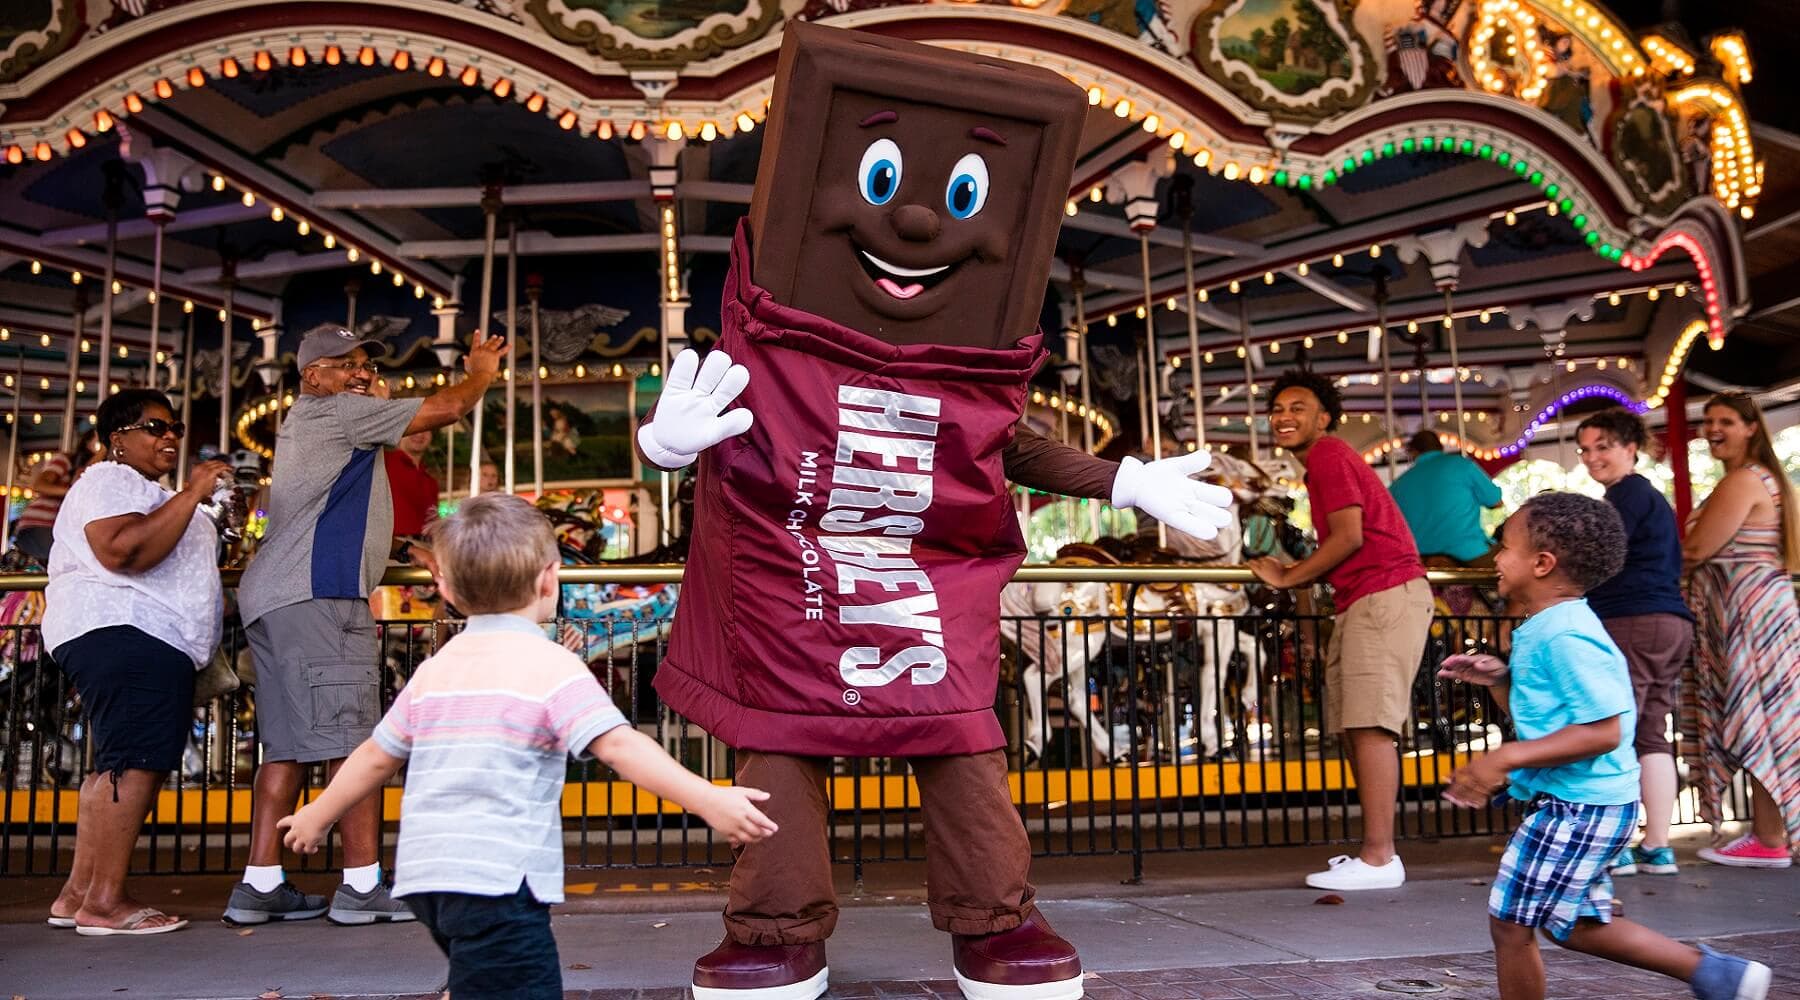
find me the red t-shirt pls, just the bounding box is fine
[1303,435,1425,610]
[384,450,440,538]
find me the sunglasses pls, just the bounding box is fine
[309,360,380,374]
[119,419,186,439]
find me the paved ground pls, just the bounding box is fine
[3,832,1796,999]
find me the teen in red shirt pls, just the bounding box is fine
[384,431,439,539]
[1249,369,1431,891]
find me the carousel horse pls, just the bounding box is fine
[999,557,1117,764]
[0,545,81,787]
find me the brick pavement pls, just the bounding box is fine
[335,930,1800,1000]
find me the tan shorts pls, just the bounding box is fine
[1325,577,1434,737]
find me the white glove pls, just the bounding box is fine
[1111,450,1234,541]
[635,348,754,470]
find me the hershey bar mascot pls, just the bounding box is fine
[637,22,1233,1000]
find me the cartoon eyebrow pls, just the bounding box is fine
[970,126,1007,146]
[860,111,898,127]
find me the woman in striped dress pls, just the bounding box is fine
[1683,392,1800,868]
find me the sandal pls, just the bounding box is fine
[75,907,188,936]
[46,915,76,928]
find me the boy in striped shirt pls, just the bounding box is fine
[279,494,777,998]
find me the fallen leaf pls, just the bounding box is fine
[1444,970,1459,977]
[1467,879,1487,886]
[1691,881,1710,890]
[652,921,668,928]
[567,963,591,971]
[237,928,255,937]
[1643,889,1657,896]
[260,991,283,999]
[1313,893,1345,905]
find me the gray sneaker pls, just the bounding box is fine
[328,882,417,925]
[222,881,328,925]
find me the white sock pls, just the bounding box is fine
[343,862,381,893]
[244,864,285,893]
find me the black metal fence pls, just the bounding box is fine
[0,568,1723,881]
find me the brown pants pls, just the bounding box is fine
[724,749,1035,945]
[1602,613,1694,756]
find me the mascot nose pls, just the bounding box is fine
[889,204,941,242]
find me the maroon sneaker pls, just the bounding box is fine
[952,910,1083,1000]
[691,938,828,1000]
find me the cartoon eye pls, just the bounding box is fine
[859,138,903,206]
[945,153,989,220]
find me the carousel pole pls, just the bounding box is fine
[147,219,166,389]
[97,163,124,404]
[177,310,195,492]
[1374,270,1398,478]
[63,287,86,453]
[1182,220,1205,449]
[1139,235,1167,547]
[1237,295,1258,463]
[503,220,519,494]
[1139,236,1164,463]
[345,278,358,332]
[1445,289,1466,448]
[218,266,235,455]
[2,354,20,554]
[528,276,544,497]
[470,182,502,497]
[1070,269,1101,538]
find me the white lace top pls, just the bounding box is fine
[41,462,223,667]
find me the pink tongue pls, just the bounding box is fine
[876,277,924,300]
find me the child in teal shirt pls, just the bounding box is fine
[1439,493,1770,1000]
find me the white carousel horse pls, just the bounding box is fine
[1000,574,1118,764]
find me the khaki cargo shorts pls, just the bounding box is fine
[1324,577,1434,737]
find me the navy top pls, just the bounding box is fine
[1587,473,1693,621]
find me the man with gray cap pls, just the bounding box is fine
[225,323,505,926]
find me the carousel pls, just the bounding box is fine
[0,0,1795,861]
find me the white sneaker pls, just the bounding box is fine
[1304,854,1406,890]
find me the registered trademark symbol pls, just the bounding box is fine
[841,689,861,706]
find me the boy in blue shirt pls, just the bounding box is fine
[1439,493,1770,1000]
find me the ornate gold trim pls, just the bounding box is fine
[1188,0,1377,124]
[524,0,781,68]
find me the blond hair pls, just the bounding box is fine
[1704,392,1800,573]
[428,493,559,614]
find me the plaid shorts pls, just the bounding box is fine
[1489,796,1638,942]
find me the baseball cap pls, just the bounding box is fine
[297,323,391,369]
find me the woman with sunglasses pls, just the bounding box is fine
[40,389,233,935]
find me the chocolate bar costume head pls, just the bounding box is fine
[747,21,1086,347]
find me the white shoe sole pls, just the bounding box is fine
[954,970,1084,1000]
[691,966,828,1000]
[327,907,418,925]
[1697,848,1792,869]
[1303,873,1405,890]
[1736,960,1771,1000]
[221,904,328,925]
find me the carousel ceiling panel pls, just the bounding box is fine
[1333,150,1468,196]
[317,99,633,192]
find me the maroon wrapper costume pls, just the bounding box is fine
[644,22,1108,999]
[656,223,1047,757]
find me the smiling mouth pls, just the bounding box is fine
[856,247,960,300]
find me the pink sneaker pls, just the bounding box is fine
[1697,835,1793,869]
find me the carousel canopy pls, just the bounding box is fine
[0,0,1792,469]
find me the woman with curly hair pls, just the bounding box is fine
[1682,392,1800,868]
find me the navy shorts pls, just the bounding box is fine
[405,882,561,999]
[53,625,195,776]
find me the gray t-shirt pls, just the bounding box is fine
[238,393,425,625]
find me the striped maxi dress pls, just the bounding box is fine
[1686,464,1800,852]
